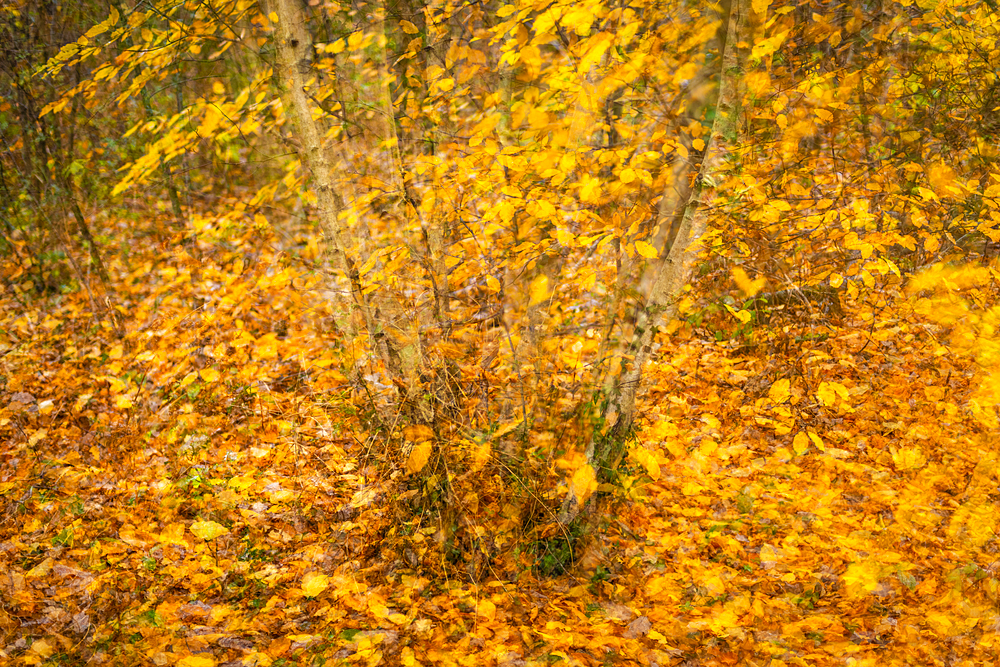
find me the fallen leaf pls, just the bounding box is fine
[190,520,229,540]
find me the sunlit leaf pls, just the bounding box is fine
[732,267,766,296]
[200,368,220,382]
[476,599,496,620]
[635,241,658,259]
[792,431,809,455]
[571,464,597,504]
[302,572,330,598]
[190,521,229,540]
[630,447,660,480]
[403,424,434,442]
[816,381,849,407]
[892,446,926,471]
[529,275,550,305]
[178,656,216,667]
[406,442,433,474]
[768,378,791,403]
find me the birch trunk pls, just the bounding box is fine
[373,1,440,422]
[265,0,381,358]
[559,0,745,526]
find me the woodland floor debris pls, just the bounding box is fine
[3,222,1000,666]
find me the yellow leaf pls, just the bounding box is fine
[400,20,418,34]
[406,442,433,474]
[555,228,577,247]
[486,275,502,292]
[842,561,881,597]
[477,599,496,620]
[493,421,521,438]
[27,557,54,578]
[704,575,725,596]
[732,267,766,296]
[470,442,491,472]
[752,0,770,15]
[808,432,825,451]
[759,543,779,568]
[892,446,926,471]
[579,174,601,202]
[571,464,597,504]
[816,381,849,407]
[768,378,791,403]
[926,161,956,193]
[348,31,365,50]
[926,612,954,636]
[635,241,658,259]
[529,274,550,306]
[74,393,92,412]
[630,447,661,480]
[619,168,637,184]
[562,6,595,35]
[178,656,216,667]
[302,572,330,598]
[746,71,771,98]
[829,273,844,288]
[403,424,435,441]
[751,29,789,60]
[724,304,752,323]
[228,475,255,491]
[160,523,187,546]
[692,138,706,151]
[200,368,220,382]
[31,639,55,658]
[190,520,229,540]
[792,431,809,455]
[559,152,577,172]
[179,372,198,388]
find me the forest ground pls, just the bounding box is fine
[2,212,998,667]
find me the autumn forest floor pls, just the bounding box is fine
[2,213,1000,667]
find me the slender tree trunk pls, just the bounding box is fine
[264,0,383,359]
[373,2,442,423]
[559,0,746,526]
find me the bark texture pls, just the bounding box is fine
[265,0,377,352]
[559,0,746,526]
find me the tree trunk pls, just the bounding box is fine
[559,0,746,526]
[264,0,381,359]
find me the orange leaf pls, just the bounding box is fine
[571,464,597,504]
[406,442,433,474]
